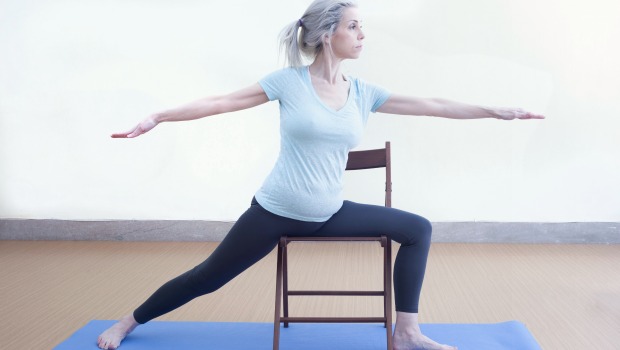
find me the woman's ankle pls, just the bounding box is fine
[394,311,422,335]
[120,315,139,331]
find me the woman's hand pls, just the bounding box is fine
[377,95,545,121]
[111,116,159,138]
[110,83,269,139]
[493,108,545,120]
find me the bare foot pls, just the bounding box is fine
[97,315,139,349]
[392,312,457,350]
[393,330,458,350]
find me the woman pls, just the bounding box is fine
[99,1,543,349]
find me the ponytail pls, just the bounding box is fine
[279,19,305,67]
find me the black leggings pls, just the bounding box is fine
[133,198,432,323]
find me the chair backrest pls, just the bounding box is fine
[345,141,391,208]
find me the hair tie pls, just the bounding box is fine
[298,18,304,27]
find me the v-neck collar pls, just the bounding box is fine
[303,66,353,114]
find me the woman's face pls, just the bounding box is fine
[328,7,365,60]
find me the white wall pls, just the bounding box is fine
[1,0,619,222]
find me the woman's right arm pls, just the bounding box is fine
[112,83,269,138]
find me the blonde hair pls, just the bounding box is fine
[279,0,357,67]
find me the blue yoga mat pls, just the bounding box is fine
[55,320,541,350]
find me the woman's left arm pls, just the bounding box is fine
[376,94,545,120]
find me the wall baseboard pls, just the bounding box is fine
[1,219,618,244]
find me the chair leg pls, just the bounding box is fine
[273,238,285,350]
[385,238,393,350]
[381,236,388,328]
[383,236,394,350]
[283,237,290,328]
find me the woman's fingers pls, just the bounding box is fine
[497,108,545,120]
[522,112,545,119]
[111,118,157,138]
[110,127,138,138]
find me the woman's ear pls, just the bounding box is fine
[323,33,331,45]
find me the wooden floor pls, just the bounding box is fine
[0,241,618,349]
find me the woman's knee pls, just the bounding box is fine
[182,263,224,295]
[401,214,432,246]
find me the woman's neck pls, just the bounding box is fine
[309,54,346,84]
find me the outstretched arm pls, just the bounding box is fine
[376,94,545,120]
[112,83,269,138]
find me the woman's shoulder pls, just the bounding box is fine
[259,66,309,99]
[347,75,371,92]
[347,75,391,107]
[347,75,388,92]
[262,65,307,82]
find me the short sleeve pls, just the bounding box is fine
[353,78,391,114]
[258,68,296,101]
[367,83,391,113]
[352,78,391,127]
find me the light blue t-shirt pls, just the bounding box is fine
[255,66,390,222]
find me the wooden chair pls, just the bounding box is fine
[273,141,393,350]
